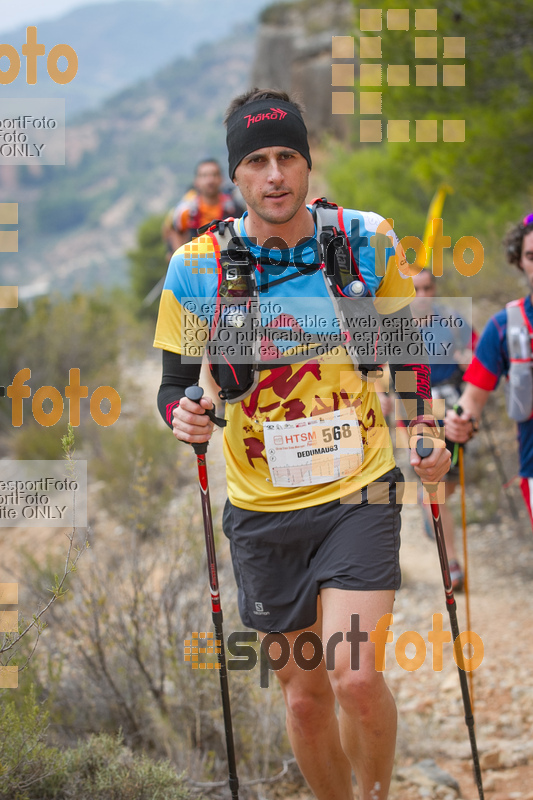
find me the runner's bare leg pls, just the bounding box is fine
[321,588,397,800]
[260,601,353,800]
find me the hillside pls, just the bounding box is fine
[0,0,273,116]
[0,23,258,294]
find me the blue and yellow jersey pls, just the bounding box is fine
[154,206,415,511]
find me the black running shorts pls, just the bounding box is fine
[222,467,403,633]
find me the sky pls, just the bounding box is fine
[0,0,150,33]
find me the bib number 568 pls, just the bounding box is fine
[321,424,352,443]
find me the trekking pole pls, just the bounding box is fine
[416,437,484,800]
[457,443,475,711]
[184,385,239,800]
[453,404,474,710]
[481,410,519,521]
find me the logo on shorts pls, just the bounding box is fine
[254,601,270,616]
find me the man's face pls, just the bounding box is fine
[411,270,436,317]
[520,230,533,292]
[232,146,310,227]
[194,162,223,200]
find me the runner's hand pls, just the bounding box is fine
[445,407,477,443]
[409,433,451,483]
[172,394,215,445]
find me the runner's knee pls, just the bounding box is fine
[282,679,335,732]
[329,665,387,717]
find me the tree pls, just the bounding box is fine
[328,0,533,295]
[127,213,168,316]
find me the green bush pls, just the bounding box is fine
[62,733,191,800]
[0,690,192,800]
[0,687,65,800]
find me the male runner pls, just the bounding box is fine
[447,213,533,529]
[162,158,242,257]
[155,88,450,800]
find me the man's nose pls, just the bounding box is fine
[266,159,283,182]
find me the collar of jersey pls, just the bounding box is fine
[233,208,319,270]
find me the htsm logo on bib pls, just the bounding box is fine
[254,602,270,616]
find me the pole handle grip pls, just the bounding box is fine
[416,437,434,460]
[185,385,204,404]
[185,385,227,427]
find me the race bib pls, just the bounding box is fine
[263,408,364,488]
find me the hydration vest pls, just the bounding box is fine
[200,198,384,403]
[505,297,533,422]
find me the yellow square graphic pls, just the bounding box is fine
[387,120,410,142]
[0,203,18,224]
[312,450,334,477]
[360,64,382,86]
[443,37,465,58]
[395,426,410,448]
[332,92,354,115]
[332,64,355,86]
[396,481,418,504]
[416,65,437,86]
[0,666,18,688]
[366,427,389,449]
[396,397,416,420]
[360,9,382,31]
[360,92,382,115]
[415,37,437,59]
[0,584,18,603]
[332,36,354,59]
[415,9,437,30]
[0,610,18,633]
[340,488,362,505]
[340,370,363,396]
[432,398,446,419]
[367,482,389,504]
[443,65,465,86]
[394,371,416,393]
[0,231,18,252]
[443,119,465,142]
[0,286,18,308]
[360,37,382,59]
[421,482,446,504]
[360,120,382,142]
[387,65,409,86]
[387,9,409,30]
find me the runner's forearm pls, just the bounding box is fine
[157,350,202,428]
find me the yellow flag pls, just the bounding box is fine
[422,184,454,268]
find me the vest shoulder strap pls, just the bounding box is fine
[506,298,533,362]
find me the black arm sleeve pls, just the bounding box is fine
[381,305,435,427]
[157,350,202,429]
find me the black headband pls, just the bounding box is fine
[226,98,312,179]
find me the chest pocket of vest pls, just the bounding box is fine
[505,302,533,422]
